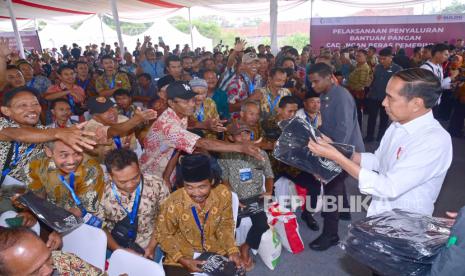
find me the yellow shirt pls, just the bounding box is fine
[27,157,104,213]
[156,184,239,266]
[347,62,373,92]
[191,98,220,139]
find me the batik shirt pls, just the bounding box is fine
[156,184,239,266]
[140,108,200,178]
[27,157,104,213]
[257,86,292,118]
[218,151,273,200]
[95,72,131,94]
[96,174,169,248]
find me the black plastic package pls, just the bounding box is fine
[341,209,454,276]
[273,116,354,183]
[196,252,246,276]
[18,191,83,234]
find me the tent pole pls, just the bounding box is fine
[270,0,278,55]
[6,0,25,59]
[110,0,125,61]
[309,0,314,44]
[99,14,106,44]
[188,7,194,51]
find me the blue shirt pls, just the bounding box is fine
[140,60,165,80]
[211,88,230,120]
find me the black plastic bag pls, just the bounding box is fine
[341,209,454,276]
[273,116,354,183]
[196,252,246,276]
[18,191,82,234]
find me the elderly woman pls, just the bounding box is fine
[189,77,221,139]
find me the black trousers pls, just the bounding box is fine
[448,101,465,137]
[321,173,348,238]
[294,171,322,211]
[164,265,191,276]
[366,98,389,141]
[355,98,364,128]
[237,211,269,249]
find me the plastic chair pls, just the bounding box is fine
[62,224,107,270]
[107,249,165,276]
[232,192,253,246]
[0,210,40,235]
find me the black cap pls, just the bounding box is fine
[87,96,115,114]
[167,81,197,100]
[181,154,212,182]
[157,75,175,91]
[305,90,319,99]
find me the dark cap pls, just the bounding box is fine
[227,121,251,135]
[181,154,212,182]
[157,75,175,91]
[167,81,197,100]
[87,96,115,114]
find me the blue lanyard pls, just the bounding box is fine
[58,172,84,208]
[27,77,36,88]
[149,61,158,77]
[305,112,318,128]
[196,104,205,122]
[113,136,122,149]
[77,79,90,92]
[242,74,255,96]
[250,131,255,140]
[191,206,209,251]
[2,142,35,176]
[111,182,142,225]
[267,92,281,112]
[106,74,116,89]
[67,94,76,114]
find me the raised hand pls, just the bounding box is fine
[234,39,247,52]
[0,37,12,59]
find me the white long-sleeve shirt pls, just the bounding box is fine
[421,61,451,90]
[359,111,452,217]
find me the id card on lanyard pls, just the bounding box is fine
[58,173,103,228]
[113,136,123,149]
[267,91,281,113]
[111,181,142,238]
[106,75,116,89]
[2,142,35,176]
[191,206,209,251]
[196,104,205,122]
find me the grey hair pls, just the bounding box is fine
[240,99,260,112]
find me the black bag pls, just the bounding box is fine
[196,252,246,276]
[110,215,145,255]
[18,191,83,233]
[238,194,264,219]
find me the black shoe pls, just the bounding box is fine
[301,211,319,231]
[339,212,352,221]
[309,235,340,251]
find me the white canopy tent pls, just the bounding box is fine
[1,0,440,59]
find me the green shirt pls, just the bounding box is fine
[218,151,274,200]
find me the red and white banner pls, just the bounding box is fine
[311,14,465,54]
[0,30,42,52]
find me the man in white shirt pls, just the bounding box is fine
[308,68,453,217]
[420,43,458,90]
[421,43,460,120]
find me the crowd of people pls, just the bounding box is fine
[0,33,463,276]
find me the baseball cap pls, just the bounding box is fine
[242,52,259,64]
[87,96,115,114]
[167,81,197,100]
[227,121,251,135]
[157,75,175,91]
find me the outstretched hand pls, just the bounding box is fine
[0,37,12,59]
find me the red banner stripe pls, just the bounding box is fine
[12,0,94,15]
[0,16,29,20]
[138,0,184,9]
